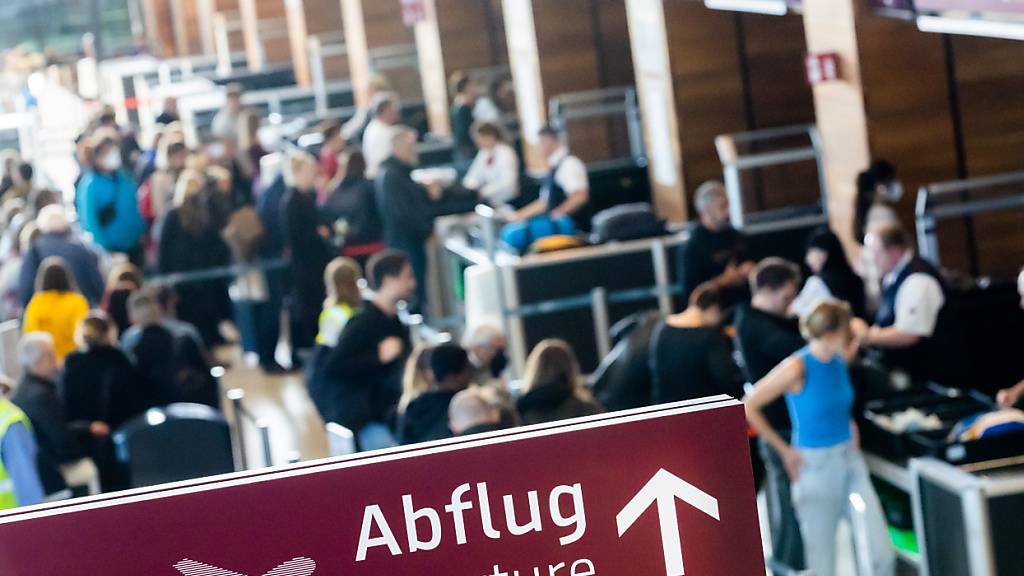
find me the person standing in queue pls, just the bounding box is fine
[733,258,805,575]
[676,181,754,308]
[323,251,415,451]
[502,126,589,253]
[362,93,402,179]
[745,302,894,576]
[375,127,442,313]
[281,151,332,369]
[76,134,145,265]
[649,282,743,404]
[853,226,946,383]
[0,375,45,510]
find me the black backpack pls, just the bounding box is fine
[590,203,666,244]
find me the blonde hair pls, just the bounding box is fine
[800,300,852,342]
[282,149,317,189]
[324,257,362,309]
[173,169,209,235]
[105,262,143,290]
[399,345,434,414]
[173,169,206,207]
[521,339,586,398]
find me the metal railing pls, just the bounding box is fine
[307,33,348,118]
[548,86,645,164]
[714,123,829,229]
[226,388,273,470]
[915,170,1024,270]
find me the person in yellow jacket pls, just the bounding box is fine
[22,257,89,361]
[316,257,363,348]
[0,379,45,509]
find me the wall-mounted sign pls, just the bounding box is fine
[0,397,763,576]
[401,0,427,27]
[806,52,841,85]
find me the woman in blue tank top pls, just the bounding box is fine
[745,301,894,576]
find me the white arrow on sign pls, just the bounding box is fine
[173,557,316,576]
[616,468,720,576]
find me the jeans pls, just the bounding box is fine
[357,422,398,452]
[792,441,895,576]
[759,438,805,574]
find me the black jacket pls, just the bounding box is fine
[62,346,146,431]
[375,157,435,247]
[323,301,411,431]
[649,323,744,404]
[516,384,604,426]
[18,232,105,307]
[321,176,383,246]
[282,187,330,316]
[11,373,83,495]
[677,224,750,306]
[397,390,458,445]
[734,304,804,431]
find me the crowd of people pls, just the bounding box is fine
[0,59,1021,576]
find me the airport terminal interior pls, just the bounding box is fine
[0,0,1023,574]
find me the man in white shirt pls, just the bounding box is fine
[854,226,946,379]
[461,122,519,206]
[362,93,401,178]
[500,126,589,252]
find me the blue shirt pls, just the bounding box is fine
[76,169,145,253]
[1,422,45,507]
[785,346,854,449]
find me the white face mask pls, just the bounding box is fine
[101,149,122,172]
[880,180,904,202]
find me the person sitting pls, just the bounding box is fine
[11,333,85,499]
[375,128,442,312]
[0,375,46,509]
[61,312,143,491]
[676,181,753,308]
[449,386,507,437]
[996,268,1024,409]
[23,257,90,361]
[397,344,473,445]
[853,226,946,382]
[792,228,867,320]
[323,251,415,450]
[733,257,805,574]
[503,126,589,253]
[17,204,105,307]
[317,257,363,348]
[649,282,743,404]
[462,122,519,207]
[362,92,401,178]
[320,150,386,264]
[516,339,603,425]
[745,302,895,576]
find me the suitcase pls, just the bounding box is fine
[590,203,666,244]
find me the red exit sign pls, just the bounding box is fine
[0,396,763,575]
[806,52,841,85]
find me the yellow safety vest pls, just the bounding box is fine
[0,398,33,510]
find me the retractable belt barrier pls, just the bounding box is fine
[146,259,288,287]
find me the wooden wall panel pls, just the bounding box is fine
[738,13,819,212]
[435,0,507,73]
[663,3,747,195]
[144,0,178,58]
[950,36,1024,278]
[239,0,291,69]
[365,0,420,100]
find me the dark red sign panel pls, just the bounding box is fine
[0,397,763,576]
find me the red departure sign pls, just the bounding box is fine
[0,396,763,576]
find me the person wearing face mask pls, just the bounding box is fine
[853,160,902,246]
[745,302,895,576]
[76,135,145,263]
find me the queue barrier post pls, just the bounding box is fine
[591,287,611,360]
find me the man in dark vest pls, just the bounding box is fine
[501,125,590,252]
[856,226,947,381]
